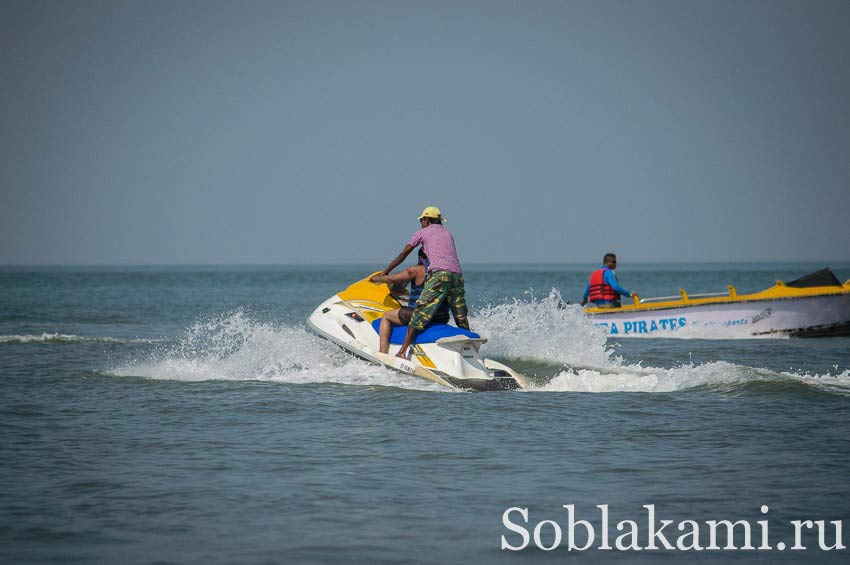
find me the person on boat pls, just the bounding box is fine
[370,249,450,354]
[375,206,468,359]
[580,253,636,308]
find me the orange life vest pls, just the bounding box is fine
[588,268,619,302]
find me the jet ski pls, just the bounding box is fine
[307,273,528,391]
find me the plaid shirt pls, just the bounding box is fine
[407,225,462,274]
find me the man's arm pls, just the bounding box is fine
[603,269,632,297]
[382,244,415,275]
[371,267,416,285]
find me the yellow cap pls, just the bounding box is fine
[418,206,445,221]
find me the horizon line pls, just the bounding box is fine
[2,260,849,269]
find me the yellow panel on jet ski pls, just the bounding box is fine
[338,272,403,318]
[412,345,436,369]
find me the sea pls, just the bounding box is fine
[2,263,849,564]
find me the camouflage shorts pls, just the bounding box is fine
[410,271,469,331]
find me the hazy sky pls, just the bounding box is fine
[2,0,849,265]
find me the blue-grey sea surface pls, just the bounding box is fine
[2,263,849,563]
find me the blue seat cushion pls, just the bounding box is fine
[371,318,480,344]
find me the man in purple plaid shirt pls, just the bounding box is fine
[372,206,469,359]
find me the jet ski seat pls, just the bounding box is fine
[371,318,480,345]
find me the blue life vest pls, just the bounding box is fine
[408,257,429,307]
[408,281,423,308]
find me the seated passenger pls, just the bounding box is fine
[580,253,637,308]
[370,249,449,354]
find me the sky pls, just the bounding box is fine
[1,0,849,265]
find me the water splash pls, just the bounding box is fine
[533,363,850,394]
[473,288,615,367]
[473,289,850,395]
[111,310,444,391]
[534,361,750,393]
[110,301,850,396]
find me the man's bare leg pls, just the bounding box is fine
[379,310,403,354]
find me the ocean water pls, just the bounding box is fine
[2,263,849,563]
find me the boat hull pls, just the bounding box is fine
[587,293,850,338]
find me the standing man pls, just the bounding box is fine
[377,206,468,359]
[369,249,450,354]
[581,253,637,308]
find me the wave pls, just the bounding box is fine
[474,288,615,367]
[533,361,850,394]
[107,297,850,395]
[0,333,159,345]
[110,310,445,391]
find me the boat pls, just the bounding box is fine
[584,268,850,338]
[307,273,529,391]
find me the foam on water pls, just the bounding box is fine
[473,288,615,367]
[0,333,158,344]
[111,297,850,395]
[111,310,445,391]
[475,289,850,394]
[534,362,850,394]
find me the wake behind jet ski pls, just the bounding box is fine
[307,273,528,391]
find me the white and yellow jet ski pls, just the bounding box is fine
[307,273,528,391]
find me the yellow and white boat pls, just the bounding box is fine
[584,268,850,338]
[307,273,528,391]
